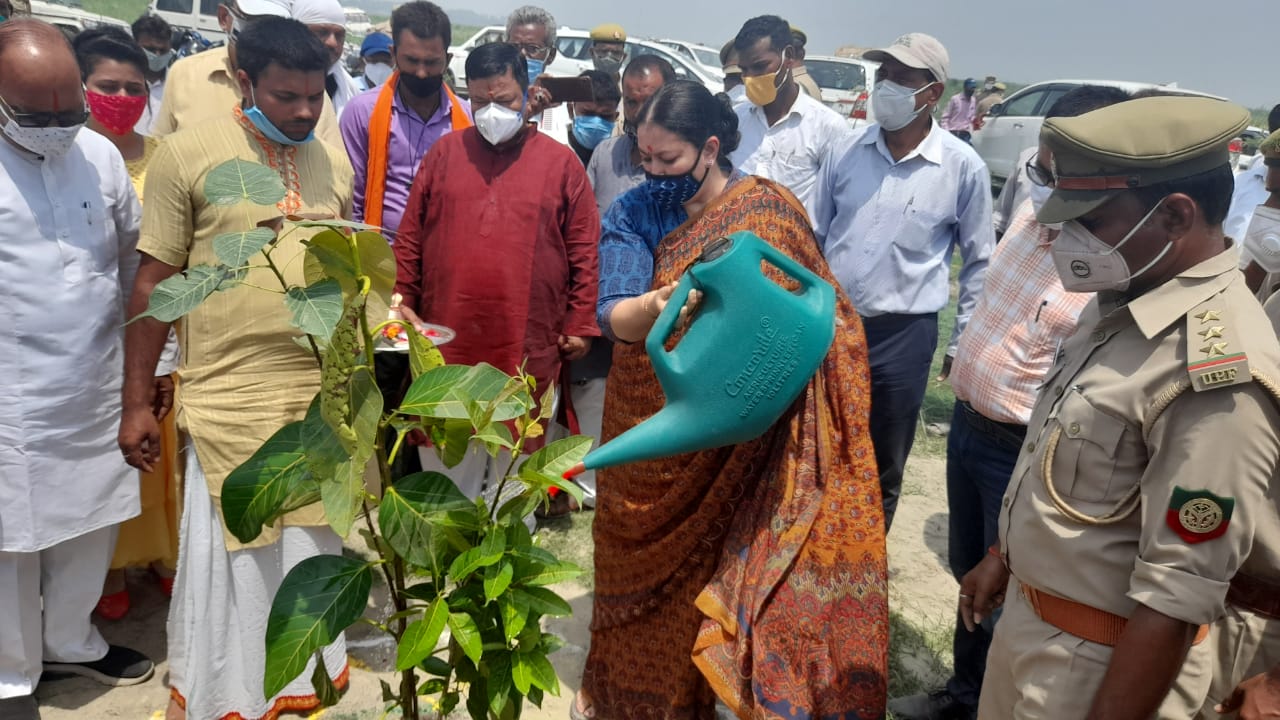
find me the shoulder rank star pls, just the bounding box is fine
[1186,307,1250,391]
[1166,487,1234,543]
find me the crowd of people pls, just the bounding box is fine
[3,1,1280,719]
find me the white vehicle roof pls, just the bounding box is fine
[1014,79,1226,101]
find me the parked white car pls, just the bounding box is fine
[656,39,725,81]
[34,0,127,36]
[805,54,879,129]
[553,29,722,94]
[449,25,591,94]
[971,79,1225,189]
[150,0,226,42]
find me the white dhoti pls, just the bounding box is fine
[561,377,605,508]
[169,443,347,720]
[0,526,117,698]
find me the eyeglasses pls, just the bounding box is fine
[0,94,89,128]
[514,43,551,60]
[590,47,626,62]
[1025,152,1055,187]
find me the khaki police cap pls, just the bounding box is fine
[590,23,626,42]
[1261,128,1280,159]
[1038,96,1250,224]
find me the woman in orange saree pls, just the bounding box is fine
[577,80,888,720]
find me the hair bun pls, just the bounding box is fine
[713,92,741,157]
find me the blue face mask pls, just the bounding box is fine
[571,115,613,150]
[244,88,314,146]
[644,164,709,211]
[525,57,546,80]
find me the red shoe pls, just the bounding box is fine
[150,567,175,597]
[95,590,130,620]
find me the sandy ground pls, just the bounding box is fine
[36,455,955,720]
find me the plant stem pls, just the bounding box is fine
[488,426,528,523]
[260,249,323,366]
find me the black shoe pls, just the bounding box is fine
[42,645,154,687]
[887,689,976,720]
[0,694,41,720]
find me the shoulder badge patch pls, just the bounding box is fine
[1187,306,1251,391]
[1166,487,1234,543]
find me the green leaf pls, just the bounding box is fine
[290,218,380,231]
[474,421,515,451]
[498,591,529,642]
[484,561,515,602]
[511,652,534,695]
[447,531,505,581]
[302,229,396,325]
[301,393,346,478]
[420,656,451,677]
[486,651,514,716]
[518,437,593,485]
[379,678,397,703]
[447,612,483,665]
[519,561,582,588]
[284,279,345,340]
[428,418,474,470]
[525,651,559,694]
[303,229,356,288]
[406,324,447,379]
[527,685,545,708]
[497,490,542,524]
[309,651,340,708]
[221,421,319,544]
[395,597,448,671]
[212,227,277,268]
[400,364,534,422]
[134,264,227,323]
[264,555,372,697]
[512,587,572,617]
[318,367,379,538]
[378,472,473,571]
[402,582,439,603]
[204,158,287,206]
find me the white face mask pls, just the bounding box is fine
[872,79,930,132]
[2,117,83,157]
[1051,199,1170,293]
[1243,205,1280,273]
[474,102,524,146]
[364,61,393,87]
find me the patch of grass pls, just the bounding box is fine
[910,256,961,458]
[536,509,595,588]
[81,0,148,22]
[886,609,954,719]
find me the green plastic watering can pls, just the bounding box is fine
[564,231,837,478]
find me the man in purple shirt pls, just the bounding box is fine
[941,77,979,142]
[339,0,470,237]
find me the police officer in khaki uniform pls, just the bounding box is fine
[1171,284,1280,719]
[959,95,1280,719]
[788,26,823,100]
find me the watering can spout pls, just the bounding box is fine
[567,231,837,477]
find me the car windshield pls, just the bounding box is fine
[693,47,719,67]
[805,59,867,91]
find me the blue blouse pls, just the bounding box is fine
[596,184,688,341]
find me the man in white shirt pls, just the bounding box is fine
[130,13,173,136]
[812,33,994,530]
[292,0,359,118]
[729,14,851,220]
[0,19,159,720]
[1226,104,1279,254]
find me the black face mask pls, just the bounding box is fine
[400,73,443,98]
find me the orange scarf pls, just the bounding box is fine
[363,71,473,229]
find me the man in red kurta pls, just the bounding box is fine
[395,42,599,500]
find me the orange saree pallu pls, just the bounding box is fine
[583,178,888,719]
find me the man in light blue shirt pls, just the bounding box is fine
[812,33,994,530]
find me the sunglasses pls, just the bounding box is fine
[1025,152,1055,187]
[0,94,89,128]
[590,47,626,61]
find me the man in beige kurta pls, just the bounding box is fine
[119,18,353,720]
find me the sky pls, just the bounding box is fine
[447,0,1275,109]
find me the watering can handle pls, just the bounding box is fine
[645,272,697,361]
[756,240,826,296]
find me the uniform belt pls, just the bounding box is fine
[1020,583,1209,647]
[1227,573,1280,619]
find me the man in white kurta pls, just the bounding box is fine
[0,18,157,720]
